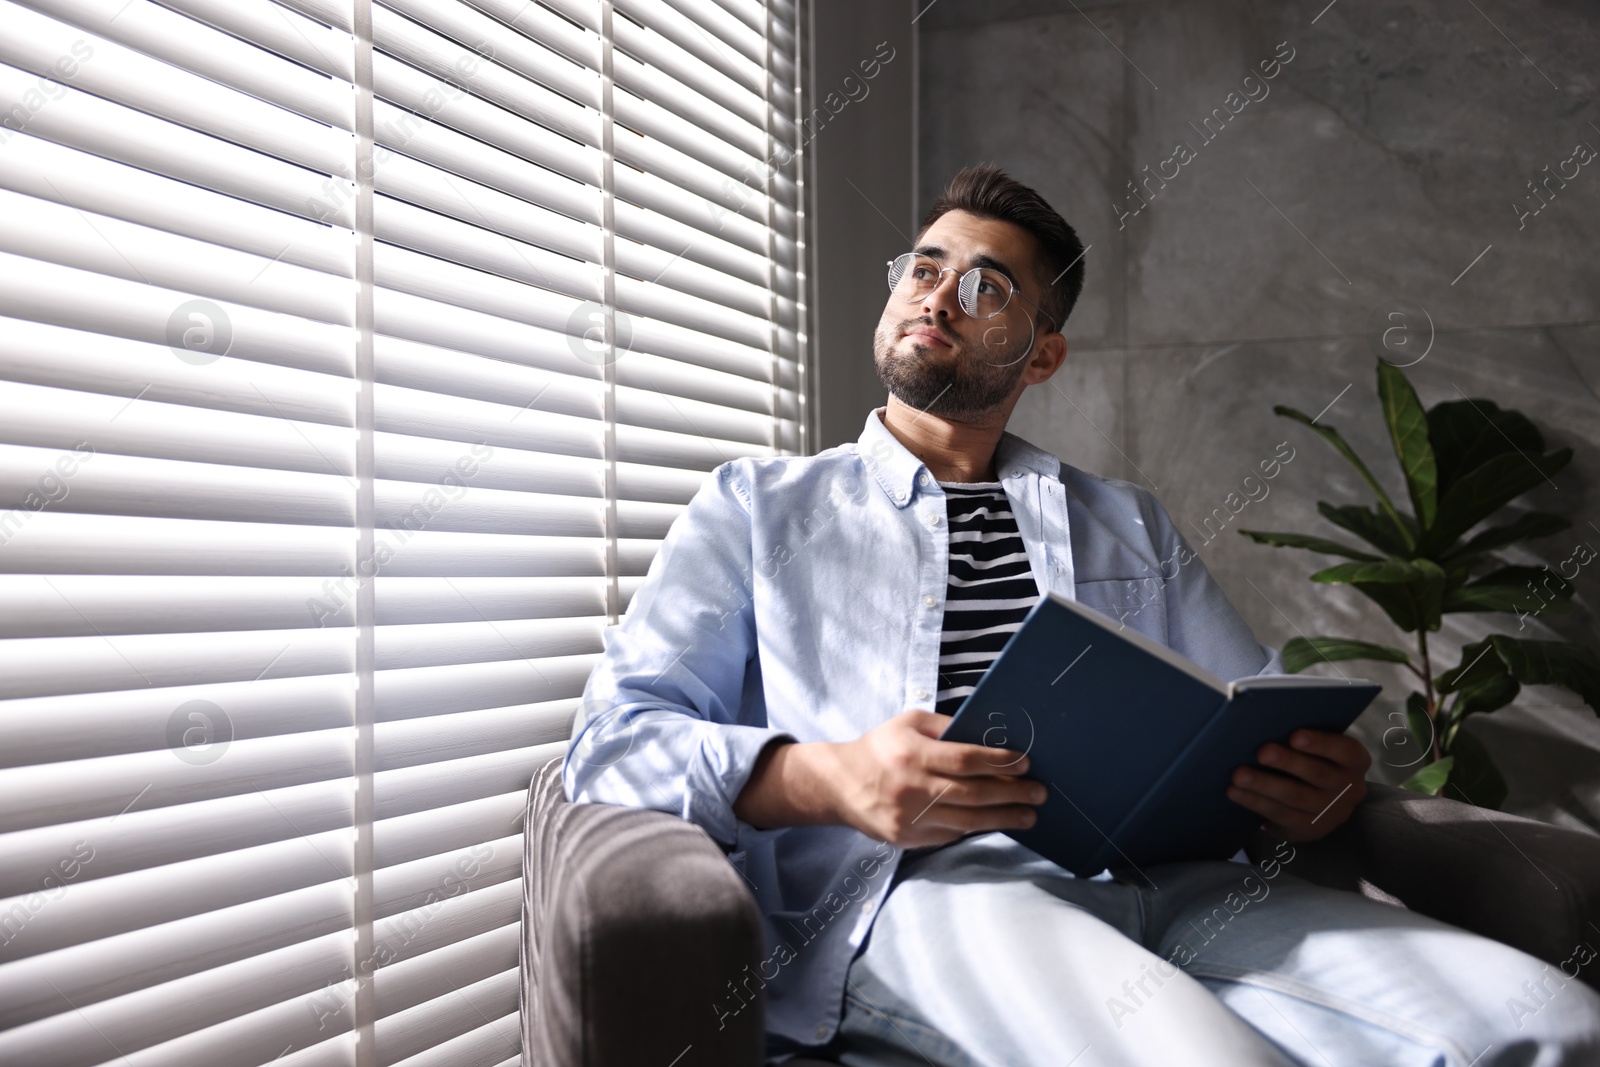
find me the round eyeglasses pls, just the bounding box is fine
[886,252,1019,320]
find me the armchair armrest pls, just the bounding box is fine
[1249,782,1600,989]
[521,754,767,1067]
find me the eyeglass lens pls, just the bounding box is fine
[887,253,1013,319]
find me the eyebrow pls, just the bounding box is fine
[912,244,1022,288]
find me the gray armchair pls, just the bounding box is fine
[520,753,1600,1067]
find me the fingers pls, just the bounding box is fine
[1229,754,1367,842]
[904,710,1032,775]
[1274,729,1373,776]
[850,714,1043,846]
[1239,731,1370,804]
[1228,783,1315,840]
[924,773,1048,809]
[913,796,1039,835]
[933,742,1032,779]
[1228,766,1329,817]
[1252,740,1348,792]
[900,758,1045,839]
[1231,779,1364,842]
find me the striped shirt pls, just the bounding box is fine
[934,481,1039,717]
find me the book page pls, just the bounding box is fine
[1228,673,1377,695]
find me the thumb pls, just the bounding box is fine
[902,710,953,739]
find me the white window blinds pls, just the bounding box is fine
[0,0,809,1063]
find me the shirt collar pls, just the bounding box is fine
[856,405,1062,508]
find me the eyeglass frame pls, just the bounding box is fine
[884,251,1059,332]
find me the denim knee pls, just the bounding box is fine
[1490,967,1600,1061]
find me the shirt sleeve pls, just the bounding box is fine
[1138,490,1284,681]
[563,459,798,852]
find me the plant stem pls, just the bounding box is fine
[1418,628,1440,762]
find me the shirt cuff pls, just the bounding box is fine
[686,723,799,850]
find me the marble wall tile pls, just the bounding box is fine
[917,0,1122,32]
[1006,346,1126,481]
[1120,0,1600,346]
[919,10,1128,349]
[1548,323,1600,412]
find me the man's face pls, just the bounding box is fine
[872,210,1049,422]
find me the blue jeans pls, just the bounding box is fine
[801,832,1600,1067]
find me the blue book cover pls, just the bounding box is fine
[939,591,1381,878]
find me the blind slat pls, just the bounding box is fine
[19,0,354,128]
[0,2,354,176]
[0,0,808,1057]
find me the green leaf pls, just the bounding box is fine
[1310,558,1446,633]
[1275,405,1412,547]
[1405,691,1434,755]
[1424,448,1573,553]
[1401,756,1453,795]
[1281,636,1412,674]
[1475,566,1576,600]
[1444,511,1570,559]
[1487,637,1600,711]
[1310,560,1424,584]
[1441,557,1475,591]
[1436,634,1600,723]
[1442,583,1574,617]
[1236,529,1383,561]
[1376,361,1438,529]
[1409,558,1447,632]
[1349,583,1427,632]
[1441,729,1508,810]
[1438,637,1508,693]
[1443,566,1574,618]
[1426,398,1545,498]
[1442,671,1519,728]
[1318,502,1412,556]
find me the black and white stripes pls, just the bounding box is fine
[934,482,1039,717]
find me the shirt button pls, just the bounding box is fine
[923,594,937,607]
[914,687,929,701]
[926,512,942,526]
[917,472,929,486]
[814,1024,829,1040]
[895,490,906,502]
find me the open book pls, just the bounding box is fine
[939,591,1380,878]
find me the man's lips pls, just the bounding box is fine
[903,327,953,348]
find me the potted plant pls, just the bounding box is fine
[1239,359,1599,808]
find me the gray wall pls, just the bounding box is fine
[807,0,917,452]
[905,0,1600,824]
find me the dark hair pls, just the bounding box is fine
[916,164,1086,333]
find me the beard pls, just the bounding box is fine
[872,315,1032,421]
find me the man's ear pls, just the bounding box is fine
[1020,329,1067,386]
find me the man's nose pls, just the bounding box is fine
[919,270,964,320]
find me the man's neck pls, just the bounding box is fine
[877,397,1007,483]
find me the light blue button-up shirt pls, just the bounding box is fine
[564,406,1284,1055]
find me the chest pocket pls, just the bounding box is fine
[1072,576,1168,646]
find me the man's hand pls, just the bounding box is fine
[831,710,1046,847]
[1228,729,1371,842]
[732,710,1046,847]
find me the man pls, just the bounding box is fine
[565,165,1600,1065]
